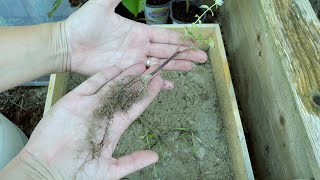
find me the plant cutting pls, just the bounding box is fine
[170,0,223,24]
[144,0,171,24]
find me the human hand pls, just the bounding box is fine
[61,0,207,75]
[0,64,172,179]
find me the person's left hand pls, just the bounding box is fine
[59,0,207,75]
[0,64,172,180]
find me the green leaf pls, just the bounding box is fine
[185,27,197,40]
[184,27,189,37]
[200,5,209,9]
[122,0,146,17]
[208,38,215,48]
[48,0,63,17]
[209,9,214,16]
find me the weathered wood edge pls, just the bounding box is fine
[263,1,320,176]
[44,73,68,114]
[44,24,253,178]
[220,0,320,178]
[210,25,255,180]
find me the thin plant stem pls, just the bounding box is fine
[149,49,190,76]
[194,3,217,24]
[149,37,189,76]
[146,136,159,179]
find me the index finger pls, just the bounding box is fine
[149,26,194,46]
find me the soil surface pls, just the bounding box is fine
[310,0,320,20]
[172,1,202,23]
[68,61,234,179]
[0,87,47,137]
[147,0,171,6]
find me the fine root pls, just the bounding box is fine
[76,76,149,175]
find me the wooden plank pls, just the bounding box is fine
[44,24,253,179]
[157,24,254,179]
[210,25,254,180]
[221,0,320,178]
[44,73,68,114]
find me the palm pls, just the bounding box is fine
[65,0,207,75]
[24,65,169,179]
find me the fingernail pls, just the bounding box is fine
[199,51,208,62]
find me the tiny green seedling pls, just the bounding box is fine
[139,131,161,179]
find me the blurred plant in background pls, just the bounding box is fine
[49,0,146,18]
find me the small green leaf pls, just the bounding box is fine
[199,20,202,24]
[208,38,215,48]
[200,5,209,9]
[209,9,214,16]
[184,28,189,37]
[195,14,200,18]
[122,0,146,17]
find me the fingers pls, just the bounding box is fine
[105,66,163,151]
[146,57,194,71]
[124,66,164,120]
[112,150,158,180]
[149,26,194,46]
[163,80,174,90]
[95,64,146,96]
[72,66,122,96]
[149,43,207,63]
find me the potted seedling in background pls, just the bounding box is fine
[144,0,171,24]
[170,0,223,24]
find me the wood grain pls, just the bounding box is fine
[221,0,320,178]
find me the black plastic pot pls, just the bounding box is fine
[170,0,206,24]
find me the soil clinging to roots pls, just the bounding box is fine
[80,76,149,167]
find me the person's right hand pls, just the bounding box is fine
[59,0,207,75]
[0,64,173,180]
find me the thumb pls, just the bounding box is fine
[112,150,159,179]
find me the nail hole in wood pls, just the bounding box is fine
[257,33,261,42]
[279,115,285,126]
[313,95,320,107]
